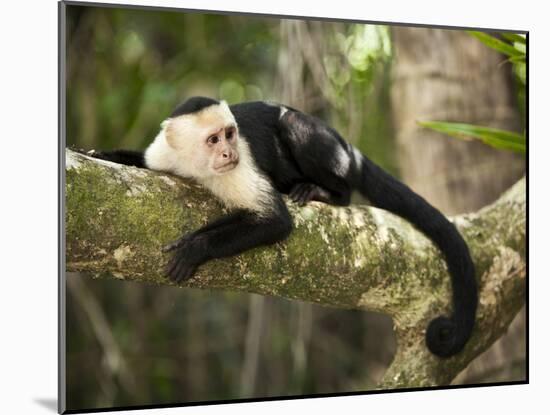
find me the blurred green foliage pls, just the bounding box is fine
[67,6,281,150]
[66,5,396,172]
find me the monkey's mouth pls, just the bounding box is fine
[215,159,239,173]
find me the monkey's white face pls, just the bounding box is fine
[144,99,274,213]
[163,102,240,178]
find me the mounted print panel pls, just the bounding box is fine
[59,1,527,413]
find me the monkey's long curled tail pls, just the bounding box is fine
[354,154,478,358]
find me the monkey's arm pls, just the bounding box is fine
[165,198,292,283]
[161,210,249,252]
[277,111,352,207]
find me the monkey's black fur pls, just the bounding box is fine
[94,98,478,358]
[91,149,146,168]
[164,197,292,283]
[170,96,220,118]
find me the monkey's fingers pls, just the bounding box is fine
[165,255,180,281]
[300,187,317,206]
[86,149,107,160]
[289,185,302,201]
[175,262,198,284]
[170,258,197,283]
[290,183,316,206]
[289,183,310,203]
[165,250,199,284]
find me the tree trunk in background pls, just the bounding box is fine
[275,20,322,393]
[391,27,525,383]
[391,28,524,215]
[275,20,336,115]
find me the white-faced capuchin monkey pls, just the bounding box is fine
[89,96,478,358]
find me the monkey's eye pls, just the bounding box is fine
[207,135,219,144]
[226,129,234,140]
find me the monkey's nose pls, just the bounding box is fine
[222,150,238,162]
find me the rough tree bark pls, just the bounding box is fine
[65,149,526,388]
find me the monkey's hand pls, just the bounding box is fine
[289,183,320,206]
[291,182,339,206]
[163,234,205,284]
[85,149,110,161]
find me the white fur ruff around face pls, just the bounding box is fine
[199,136,274,214]
[144,102,274,215]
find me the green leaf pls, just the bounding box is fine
[501,33,527,44]
[513,42,526,54]
[467,31,524,58]
[508,55,526,64]
[418,121,526,154]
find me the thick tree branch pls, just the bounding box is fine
[65,149,526,388]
